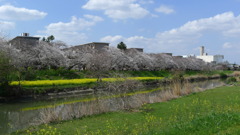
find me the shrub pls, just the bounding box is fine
[219,73,227,79]
[227,77,237,84]
[16,68,81,81]
[172,71,184,81]
[0,51,14,96]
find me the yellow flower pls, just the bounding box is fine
[10,77,163,87]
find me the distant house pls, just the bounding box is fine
[174,56,183,58]
[160,53,173,56]
[126,48,144,52]
[63,42,109,51]
[196,46,224,63]
[228,64,240,70]
[9,33,40,49]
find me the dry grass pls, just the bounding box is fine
[34,79,223,126]
[233,71,240,76]
[171,79,182,96]
[36,108,60,124]
[183,80,193,95]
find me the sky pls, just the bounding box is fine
[0,0,240,64]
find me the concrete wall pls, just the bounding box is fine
[196,55,224,63]
[93,42,109,50]
[64,42,109,51]
[214,55,224,63]
[196,55,214,63]
[10,36,40,49]
[127,48,144,52]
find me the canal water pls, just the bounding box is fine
[0,79,225,134]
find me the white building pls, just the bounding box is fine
[196,46,224,63]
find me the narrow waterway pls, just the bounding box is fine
[0,79,225,134]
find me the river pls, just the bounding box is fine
[0,79,225,135]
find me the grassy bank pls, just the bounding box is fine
[9,77,163,95]
[14,85,240,135]
[10,69,171,81]
[5,70,234,96]
[10,70,234,88]
[10,77,163,87]
[10,69,233,81]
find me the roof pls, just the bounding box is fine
[12,36,40,40]
[91,42,109,44]
[62,42,110,51]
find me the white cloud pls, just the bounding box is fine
[101,35,154,50]
[100,35,124,44]
[82,0,149,20]
[84,14,104,22]
[154,12,240,47]
[0,21,15,30]
[100,12,240,55]
[0,5,47,21]
[139,0,154,4]
[223,42,233,49]
[41,15,103,45]
[45,16,103,32]
[155,5,175,14]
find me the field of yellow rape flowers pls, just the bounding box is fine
[10,77,163,87]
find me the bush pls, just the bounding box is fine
[172,71,184,81]
[0,51,14,96]
[227,77,237,84]
[16,68,81,81]
[219,73,227,79]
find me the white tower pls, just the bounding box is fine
[200,46,204,56]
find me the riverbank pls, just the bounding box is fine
[1,78,225,134]
[12,83,240,135]
[0,70,237,102]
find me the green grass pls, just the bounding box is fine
[10,69,233,90]
[122,70,172,77]
[14,85,240,135]
[184,70,233,77]
[12,69,232,81]
[11,69,172,81]
[11,68,83,81]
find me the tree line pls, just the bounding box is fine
[0,39,226,72]
[0,37,228,95]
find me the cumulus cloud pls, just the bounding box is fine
[100,12,240,55]
[153,12,240,51]
[83,14,104,22]
[45,16,103,32]
[0,21,15,30]
[0,5,47,21]
[82,0,149,20]
[155,5,175,14]
[139,0,154,4]
[101,35,154,50]
[41,15,103,45]
[223,42,233,49]
[100,35,124,44]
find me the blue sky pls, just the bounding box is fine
[0,0,240,64]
